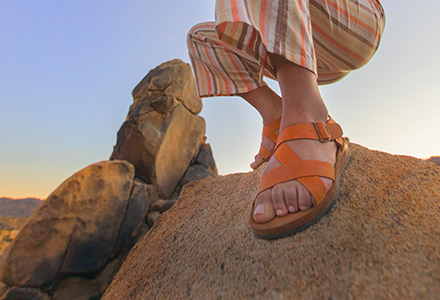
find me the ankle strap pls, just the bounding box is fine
[275,121,343,151]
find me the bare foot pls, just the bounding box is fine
[250,137,275,169]
[253,138,337,223]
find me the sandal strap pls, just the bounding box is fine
[258,117,281,161]
[262,118,281,143]
[275,121,342,152]
[259,159,335,194]
[273,143,329,203]
[258,144,272,161]
[257,118,343,204]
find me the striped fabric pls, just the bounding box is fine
[187,0,385,97]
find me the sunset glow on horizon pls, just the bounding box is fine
[1,0,439,199]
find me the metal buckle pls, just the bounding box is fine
[313,121,331,142]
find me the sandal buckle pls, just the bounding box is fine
[313,122,331,142]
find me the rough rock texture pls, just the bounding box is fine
[179,143,218,187]
[147,200,177,227]
[0,160,154,299]
[104,144,440,300]
[427,156,440,167]
[132,59,202,115]
[111,59,211,199]
[0,283,6,298]
[1,286,49,300]
[0,59,218,300]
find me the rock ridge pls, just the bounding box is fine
[103,143,440,300]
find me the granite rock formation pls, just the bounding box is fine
[0,59,218,300]
[111,59,217,199]
[0,161,153,300]
[103,144,440,300]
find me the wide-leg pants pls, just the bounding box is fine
[187,0,385,97]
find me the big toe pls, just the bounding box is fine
[250,155,265,170]
[253,190,275,223]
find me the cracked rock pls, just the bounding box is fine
[111,60,206,199]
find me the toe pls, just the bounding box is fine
[251,136,276,170]
[297,184,313,211]
[250,155,264,170]
[253,190,276,223]
[284,185,299,213]
[272,184,288,216]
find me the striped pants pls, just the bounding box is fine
[187,0,385,97]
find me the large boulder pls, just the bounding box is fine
[111,59,209,199]
[1,59,218,300]
[0,160,155,299]
[103,144,440,299]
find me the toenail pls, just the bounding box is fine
[300,205,309,211]
[254,204,265,215]
[288,206,296,212]
[276,209,284,216]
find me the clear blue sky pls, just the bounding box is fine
[1,0,439,199]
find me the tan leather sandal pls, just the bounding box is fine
[250,117,351,239]
[251,117,281,170]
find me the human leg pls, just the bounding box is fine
[251,0,385,229]
[239,86,282,169]
[187,22,282,168]
[187,0,385,235]
[253,54,337,223]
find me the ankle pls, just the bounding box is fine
[261,105,282,125]
[240,86,282,125]
[281,107,328,129]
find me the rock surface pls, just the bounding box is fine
[0,282,6,298]
[111,59,210,199]
[0,160,153,299]
[103,144,440,300]
[1,286,49,300]
[0,59,218,300]
[427,156,440,167]
[132,59,202,114]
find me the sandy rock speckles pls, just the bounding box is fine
[103,144,440,300]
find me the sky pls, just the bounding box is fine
[1,0,439,199]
